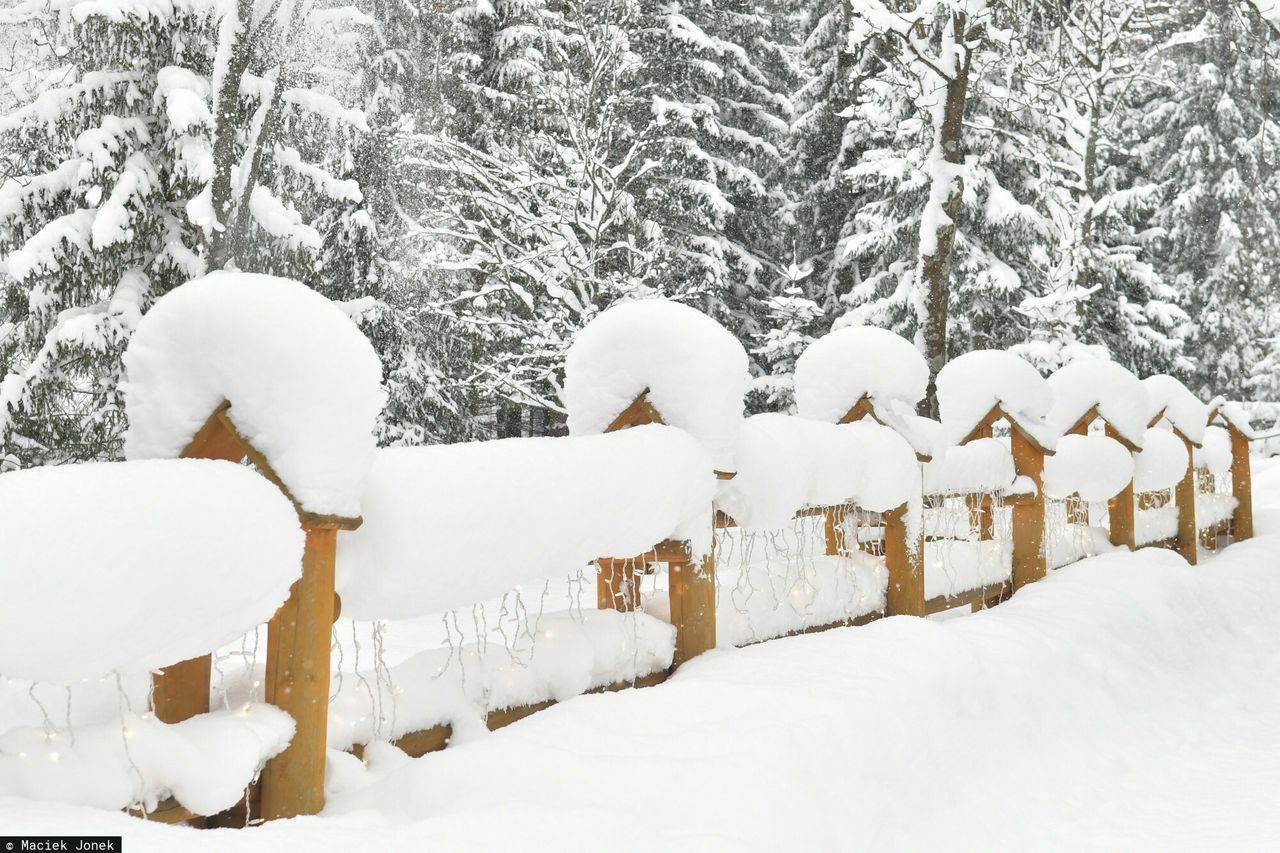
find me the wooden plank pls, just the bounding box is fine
[1174,433,1198,565]
[1010,428,1046,589]
[823,507,843,556]
[1230,424,1254,541]
[1105,424,1136,549]
[668,552,717,665]
[605,389,665,432]
[1068,407,1097,436]
[128,797,202,825]
[924,581,1011,616]
[596,558,643,611]
[260,525,338,820]
[152,655,212,725]
[883,502,924,616]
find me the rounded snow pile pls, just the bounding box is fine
[793,326,928,422]
[923,438,1015,496]
[1143,375,1209,446]
[1133,428,1190,493]
[562,300,749,471]
[1042,434,1135,501]
[337,426,716,620]
[937,350,1053,442]
[1194,425,1233,474]
[121,271,385,519]
[1046,359,1150,447]
[717,414,919,531]
[0,459,304,683]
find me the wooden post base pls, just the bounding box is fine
[884,503,924,616]
[260,525,337,820]
[669,552,716,666]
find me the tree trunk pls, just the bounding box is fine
[920,13,973,417]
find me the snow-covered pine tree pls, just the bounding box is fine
[0,0,373,469]
[1124,0,1280,398]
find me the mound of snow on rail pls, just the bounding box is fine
[0,704,292,816]
[1144,374,1209,446]
[923,437,1014,495]
[337,426,715,620]
[793,326,927,421]
[1046,359,1150,446]
[925,539,1011,601]
[121,271,385,518]
[328,609,674,752]
[1195,426,1233,473]
[936,350,1055,448]
[1133,428,1189,493]
[716,415,919,531]
[0,460,303,682]
[1042,434,1134,501]
[562,300,749,471]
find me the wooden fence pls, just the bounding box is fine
[139,388,1256,827]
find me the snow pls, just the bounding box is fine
[0,704,292,816]
[9,483,1280,847]
[1195,425,1233,474]
[936,349,1055,448]
[1133,427,1190,493]
[1209,399,1256,439]
[0,459,303,683]
[327,609,674,752]
[247,186,323,251]
[792,325,927,422]
[1197,493,1238,529]
[1045,359,1151,446]
[922,437,1014,496]
[708,534,887,646]
[925,539,1011,600]
[1135,505,1179,546]
[1041,434,1135,501]
[562,300,750,472]
[336,426,715,621]
[714,414,920,531]
[1144,374,1210,445]
[121,271,385,519]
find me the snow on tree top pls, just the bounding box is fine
[793,326,928,422]
[716,414,920,531]
[1042,434,1135,502]
[1143,375,1209,446]
[0,459,303,683]
[562,300,749,472]
[121,272,385,519]
[1133,428,1189,493]
[1046,359,1151,448]
[336,426,715,621]
[936,350,1055,449]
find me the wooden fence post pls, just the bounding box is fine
[823,507,844,556]
[1010,429,1046,589]
[883,503,924,616]
[1229,425,1253,541]
[1104,424,1136,549]
[1174,433,1198,566]
[259,524,338,820]
[668,545,717,665]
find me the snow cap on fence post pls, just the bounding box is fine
[1142,374,1207,564]
[794,326,939,461]
[938,350,1054,590]
[1206,400,1255,541]
[562,299,749,473]
[121,271,385,821]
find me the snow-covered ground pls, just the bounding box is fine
[5,461,1280,850]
